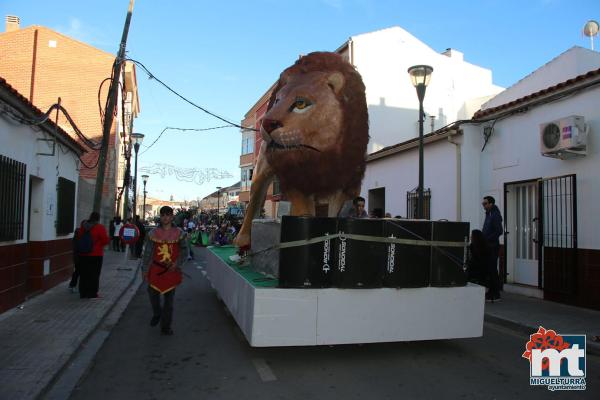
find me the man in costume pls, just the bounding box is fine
[141,206,188,335]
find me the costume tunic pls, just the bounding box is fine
[147,227,184,294]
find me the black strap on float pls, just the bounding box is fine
[249,227,468,270]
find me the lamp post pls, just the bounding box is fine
[407,65,433,219]
[216,186,222,226]
[142,174,149,221]
[116,186,123,216]
[130,132,144,220]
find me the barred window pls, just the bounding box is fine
[0,155,26,241]
[56,177,76,235]
[406,188,431,219]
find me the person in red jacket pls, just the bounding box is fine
[75,211,110,299]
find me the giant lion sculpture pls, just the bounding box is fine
[234,52,369,248]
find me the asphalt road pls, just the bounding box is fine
[69,247,599,400]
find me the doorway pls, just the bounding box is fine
[368,187,385,217]
[28,176,44,242]
[505,174,578,296]
[505,180,539,287]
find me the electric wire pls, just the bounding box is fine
[97,77,112,124]
[140,125,232,154]
[0,105,101,168]
[125,58,256,131]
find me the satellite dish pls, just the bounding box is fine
[583,20,599,50]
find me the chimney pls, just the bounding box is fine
[5,15,20,32]
[442,48,464,61]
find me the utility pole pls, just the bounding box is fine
[92,0,135,213]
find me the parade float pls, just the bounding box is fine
[205,52,485,347]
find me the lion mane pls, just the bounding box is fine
[265,52,369,198]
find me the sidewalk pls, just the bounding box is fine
[485,291,600,355]
[0,250,139,400]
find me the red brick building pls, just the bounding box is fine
[0,16,140,224]
[239,84,281,217]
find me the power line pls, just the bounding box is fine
[140,125,232,154]
[78,152,101,169]
[160,125,232,133]
[125,58,257,131]
[1,102,100,150]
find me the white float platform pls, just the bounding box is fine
[205,249,485,347]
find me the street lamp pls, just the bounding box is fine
[407,65,433,219]
[142,174,149,221]
[216,186,222,226]
[130,132,144,220]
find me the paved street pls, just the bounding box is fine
[68,248,599,400]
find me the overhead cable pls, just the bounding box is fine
[140,125,232,154]
[125,58,256,131]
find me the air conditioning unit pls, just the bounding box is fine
[540,116,587,159]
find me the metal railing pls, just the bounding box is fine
[0,155,26,241]
[406,188,431,219]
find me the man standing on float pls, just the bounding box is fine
[141,206,188,335]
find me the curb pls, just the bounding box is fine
[38,259,142,400]
[484,313,600,357]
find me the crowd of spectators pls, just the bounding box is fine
[177,210,241,248]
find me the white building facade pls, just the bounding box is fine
[343,26,503,153]
[365,46,600,310]
[353,27,503,217]
[0,78,84,313]
[463,47,600,309]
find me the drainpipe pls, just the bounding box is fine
[30,29,38,102]
[447,131,462,221]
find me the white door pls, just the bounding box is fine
[511,182,539,286]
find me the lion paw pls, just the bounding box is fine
[234,233,251,249]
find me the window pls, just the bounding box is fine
[0,155,26,241]
[241,132,255,155]
[241,167,253,190]
[56,177,76,235]
[406,188,431,219]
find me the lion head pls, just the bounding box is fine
[261,52,369,197]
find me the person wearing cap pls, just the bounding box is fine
[141,206,188,335]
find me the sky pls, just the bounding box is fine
[2,0,598,201]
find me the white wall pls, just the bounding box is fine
[466,86,600,249]
[362,138,458,220]
[460,125,484,234]
[0,114,80,246]
[351,27,503,153]
[483,47,600,110]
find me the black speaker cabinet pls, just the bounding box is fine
[430,221,469,287]
[334,218,385,288]
[383,219,432,288]
[279,216,338,288]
